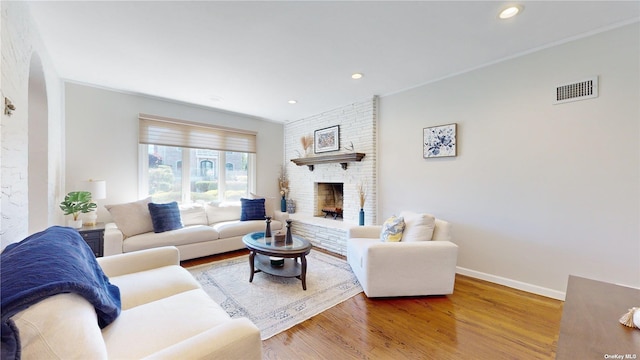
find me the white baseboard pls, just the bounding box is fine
[456,266,566,301]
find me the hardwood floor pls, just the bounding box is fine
[182,250,563,359]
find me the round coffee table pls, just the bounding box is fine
[242,231,312,290]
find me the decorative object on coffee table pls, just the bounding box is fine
[270,257,284,267]
[264,216,272,238]
[285,219,293,245]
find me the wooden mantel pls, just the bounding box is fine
[291,153,365,171]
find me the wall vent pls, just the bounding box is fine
[554,76,598,104]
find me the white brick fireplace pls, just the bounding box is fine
[284,97,377,255]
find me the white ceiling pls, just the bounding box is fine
[26,1,640,123]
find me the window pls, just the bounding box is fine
[138,114,256,204]
[200,160,213,176]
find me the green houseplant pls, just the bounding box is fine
[59,191,97,228]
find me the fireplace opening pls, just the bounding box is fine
[315,182,343,219]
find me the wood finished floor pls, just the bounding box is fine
[182,249,563,360]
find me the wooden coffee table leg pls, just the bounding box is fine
[300,254,307,290]
[249,250,255,283]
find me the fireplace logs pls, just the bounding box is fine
[321,207,343,220]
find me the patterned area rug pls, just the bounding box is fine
[187,250,363,340]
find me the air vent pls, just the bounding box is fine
[554,76,598,104]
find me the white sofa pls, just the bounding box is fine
[10,246,262,359]
[104,199,287,261]
[347,212,458,297]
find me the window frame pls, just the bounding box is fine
[138,113,257,204]
[138,145,256,204]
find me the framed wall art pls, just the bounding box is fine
[314,125,340,153]
[423,123,457,158]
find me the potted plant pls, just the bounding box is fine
[59,191,97,228]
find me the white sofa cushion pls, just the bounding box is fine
[206,204,241,224]
[108,265,202,310]
[102,289,232,359]
[122,225,218,253]
[179,204,208,226]
[399,211,436,242]
[212,219,281,238]
[11,294,108,359]
[105,197,154,237]
[249,193,277,218]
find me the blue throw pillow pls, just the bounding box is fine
[240,198,266,221]
[148,201,183,233]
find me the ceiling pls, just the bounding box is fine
[26,1,639,123]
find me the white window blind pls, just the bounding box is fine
[139,113,257,153]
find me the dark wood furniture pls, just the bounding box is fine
[291,153,365,171]
[242,232,312,290]
[77,222,105,257]
[556,275,640,359]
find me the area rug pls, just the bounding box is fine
[187,250,363,340]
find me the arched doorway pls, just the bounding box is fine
[28,53,49,233]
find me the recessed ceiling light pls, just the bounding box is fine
[498,5,523,19]
[351,73,363,80]
[288,100,297,104]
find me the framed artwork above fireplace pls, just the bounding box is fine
[314,125,340,153]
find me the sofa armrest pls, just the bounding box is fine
[364,241,458,296]
[273,210,289,223]
[103,222,124,256]
[141,318,261,360]
[348,225,382,239]
[97,246,180,278]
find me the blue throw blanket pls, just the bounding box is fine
[1,226,121,360]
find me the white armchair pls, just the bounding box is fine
[346,213,458,297]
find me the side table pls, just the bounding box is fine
[77,222,105,257]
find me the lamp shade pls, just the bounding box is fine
[79,179,107,200]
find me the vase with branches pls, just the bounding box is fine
[358,181,367,226]
[300,134,313,157]
[278,166,289,212]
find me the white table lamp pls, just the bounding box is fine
[79,179,106,226]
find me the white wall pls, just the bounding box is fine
[64,83,284,223]
[1,1,64,249]
[379,23,640,297]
